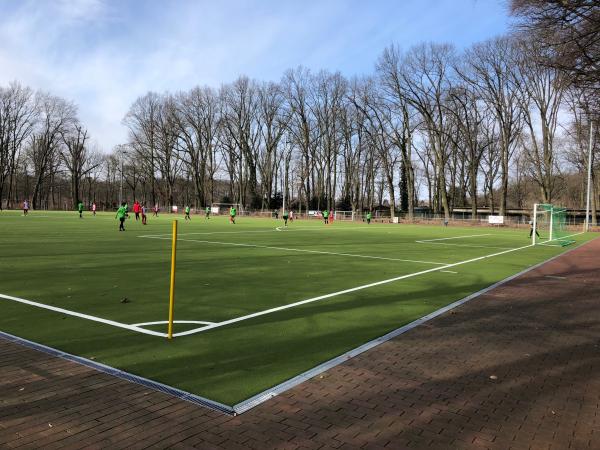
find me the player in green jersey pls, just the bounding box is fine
[184,205,191,221]
[366,211,372,224]
[229,206,236,224]
[116,202,127,231]
[205,206,210,219]
[282,210,289,227]
[323,209,329,225]
[77,201,84,218]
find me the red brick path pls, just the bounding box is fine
[1,239,599,449]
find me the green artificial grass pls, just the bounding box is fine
[0,210,594,405]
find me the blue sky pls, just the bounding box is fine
[0,0,512,151]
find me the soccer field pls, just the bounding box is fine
[0,210,593,411]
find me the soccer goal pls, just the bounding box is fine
[211,202,241,215]
[532,203,576,247]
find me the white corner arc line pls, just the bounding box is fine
[0,293,167,337]
[131,320,215,327]
[173,242,535,337]
[138,236,447,266]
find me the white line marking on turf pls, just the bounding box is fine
[138,230,280,238]
[416,234,492,242]
[139,236,447,266]
[139,226,375,239]
[416,242,515,250]
[131,320,215,327]
[0,293,167,337]
[172,242,536,337]
[440,270,458,274]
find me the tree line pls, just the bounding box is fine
[1,1,598,221]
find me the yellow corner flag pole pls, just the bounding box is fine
[167,219,178,339]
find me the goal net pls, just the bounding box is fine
[532,203,576,247]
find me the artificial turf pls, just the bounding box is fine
[0,210,594,406]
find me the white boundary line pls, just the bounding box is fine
[0,293,167,338]
[172,242,535,337]
[139,235,448,266]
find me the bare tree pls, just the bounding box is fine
[462,36,524,216]
[173,86,220,207]
[350,78,399,218]
[221,77,261,208]
[123,92,161,206]
[377,46,418,219]
[514,38,570,203]
[30,93,77,209]
[62,125,100,207]
[256,81,287,209]
[0,82,38,209]
[400,43,456,221]
[511,0,600,100]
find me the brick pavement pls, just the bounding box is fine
[1,238,599,449]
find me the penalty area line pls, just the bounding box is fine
[173,242,534,337]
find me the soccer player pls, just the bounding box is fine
[289,210,294,222]
[366,211,372,224]
[77,201,84,218]
[116,202,127,231]
[282,210,289,227]
[92,202,97,216]
[229,206,236,224]
[184,205,191,221]
[153,204,159,217]
[274,209,279,219]
[205,206,210,219]
[23,199,29,216]
[528,221,540,239]
[323,209,329,225]
[133,201,141,221]
[141,205,147,225]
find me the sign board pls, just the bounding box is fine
[171,205,178,213]
[488,215,504,225]
[393,217,399,224]
[211,206,220,214]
